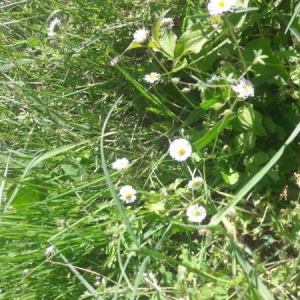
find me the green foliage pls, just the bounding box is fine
[1,0,300,299]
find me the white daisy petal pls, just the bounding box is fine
[48,17,60,37]
[110,56,119,67]
[169,138,192,162]
[133,28,149,44]
[161,17,174,29]
[232,78,254,99]
[187,177,204,190]
[112,158,129,170]
[207,0,237,16]
[119,185,137,204]
[144,72,161,84]
[186,204,207,223]
[45,245,55,257]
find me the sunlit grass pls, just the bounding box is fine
[1,0,300,299]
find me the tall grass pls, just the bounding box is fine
[1,0,300,299]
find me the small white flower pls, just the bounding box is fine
[45,245,55,257]
[119,185,137,203]
[144,72,161,84]
[169,138,192,162]
[112,158,129,170]
[133,28,149,44]
[187,177,204,190]
[110,56,119,67]
[23,269,30,275]
[206,74,221,84]
[232,78,254,99]
[181,87,191,93]
[48,17,60,37]
[186,204,207,223]
[207,0,237,16]
[161,17,174,29]
[94,280,101,287]
[171,77,180,84]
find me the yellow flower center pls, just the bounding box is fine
[218,1,225,8]
[192,211,200,217]
[124,192,132,199]
[192,181,201,187]
[149,74,156,80]
[243,84,250,91]
[177,147,186,155]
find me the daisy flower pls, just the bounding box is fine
[187,177,204,190]
[169,138,192,162]
[144,72,161,84]
[112,158,129,170]
[45,245,55,257]
[48,17,60,37]
[133,28,149,44]
[94,280,101,287]
[232,78,254,99]
[186,204,207,223]
[119,185,137,203]
[207,0,237,16]
[206,74,221,84]
[171,77,180,84]
[110,56,119,67]
[161,17,174,29]
[23,269,30,276]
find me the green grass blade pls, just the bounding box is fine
[210,122,300,226]
[230,240,274,300]
[130,257,151,300]
[194,114,236,151]
[4,142,85,212]
[284,2,300,34]
[138,248,230,283]
[100,96,140,249]
[117,66,177,119]
[289,27,300,42]
[0,151,11,213]
[59,252,103,300]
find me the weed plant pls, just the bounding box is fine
[0,0,300,299]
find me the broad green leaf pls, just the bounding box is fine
[177,106,205,131]
[210,122,300,226]
[252,151,269,166]
[173,24,209,66]
[123,41,145,53]
[194,114,236,151]
[152,9,170,46]
[222,168,240,185]
[159,30,177,58]
[263,116,277,134]
[238,104,267,136]
[175,30,208,58]
[234,132,256,151]
[242,39,287,81]
[145,202,165,214]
